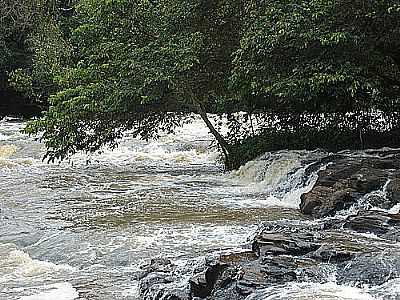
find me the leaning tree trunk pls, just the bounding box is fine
[192,101,233,169]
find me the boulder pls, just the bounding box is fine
[252,231,320,257]
[387,177,400,204]
[343,210,400,237]
[138,258,190,300]
[301,155,399,217]
[337,252,400,286]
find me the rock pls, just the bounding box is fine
[387,177,400,204]
[366,194,393,210]
[301,155,399,217]
[337,252,400,286]
[310,244,355,263]
[300,186,357,216]
[191,252,326,300]
[136,258,175,280]
[190,251,259,300]
[138,259,190,300]
[252,231,320,257]
[260,256,298,283]
[190,262,227,298]
[343,210,400,236]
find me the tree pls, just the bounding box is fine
[232,0,400,113]
[0,0,75,117]
[25,0,245,166]
[228,0,400,158]
[23,0,400,168]
[0,0,39,106]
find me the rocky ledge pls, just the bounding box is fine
[137,150,400,300]
[300,150,400,217]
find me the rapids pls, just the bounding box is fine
[0,116,399,299]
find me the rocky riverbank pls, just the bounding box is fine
[137,149,400,300]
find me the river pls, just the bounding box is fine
[0,117,399,300]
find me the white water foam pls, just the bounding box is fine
[20,282,79,300]
[0,144,17,158]
[0,244,75,283]
[61,117,220,167]
[246,282,376,300]
[227,150,325,208]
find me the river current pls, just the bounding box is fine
[0,117,399,300]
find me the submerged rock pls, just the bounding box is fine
[253,231,320,257]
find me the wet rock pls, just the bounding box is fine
[343,210,400,236]
[136,258,175,280]
[366,194,393,210]
[310,244,356,263]
[337,252,400,286]
[190,251,327,300]
[187,222,356,299]
[301,155,399,217]
[138,259,190,300]
[190,251,261,299]
[301,186,357,216]
[387,177,400,204]
[252,231,320,257]
[190,262,227,298]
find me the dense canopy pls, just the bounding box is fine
[2,0,400,168]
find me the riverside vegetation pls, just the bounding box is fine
[0,0,399,168]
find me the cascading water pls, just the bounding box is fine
[1,116,399,300]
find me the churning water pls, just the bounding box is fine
[0,117,399,299]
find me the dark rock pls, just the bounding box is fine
[253,231,320,257]
[260,256,298,283]
[138,259,190,300]
[192,252,327,300]
[301,155,399,217]
[303,154,344,178]
[190,262,227,298]
[190,251,259,300]
[337,252,400,286]
[387,177,400,204]
[344,210,400,236]
[301,186,357,216]
[366,194,393,210]
[136,258,175,280]
[310,244,356,263]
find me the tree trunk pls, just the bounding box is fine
[193,101,232,167]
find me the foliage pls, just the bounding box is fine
[231,0,400,113]
[9,19,73,102]
[229,112,400,168]
[24,0,244,162]
[0,0,75,106]
[15,0,400,167]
